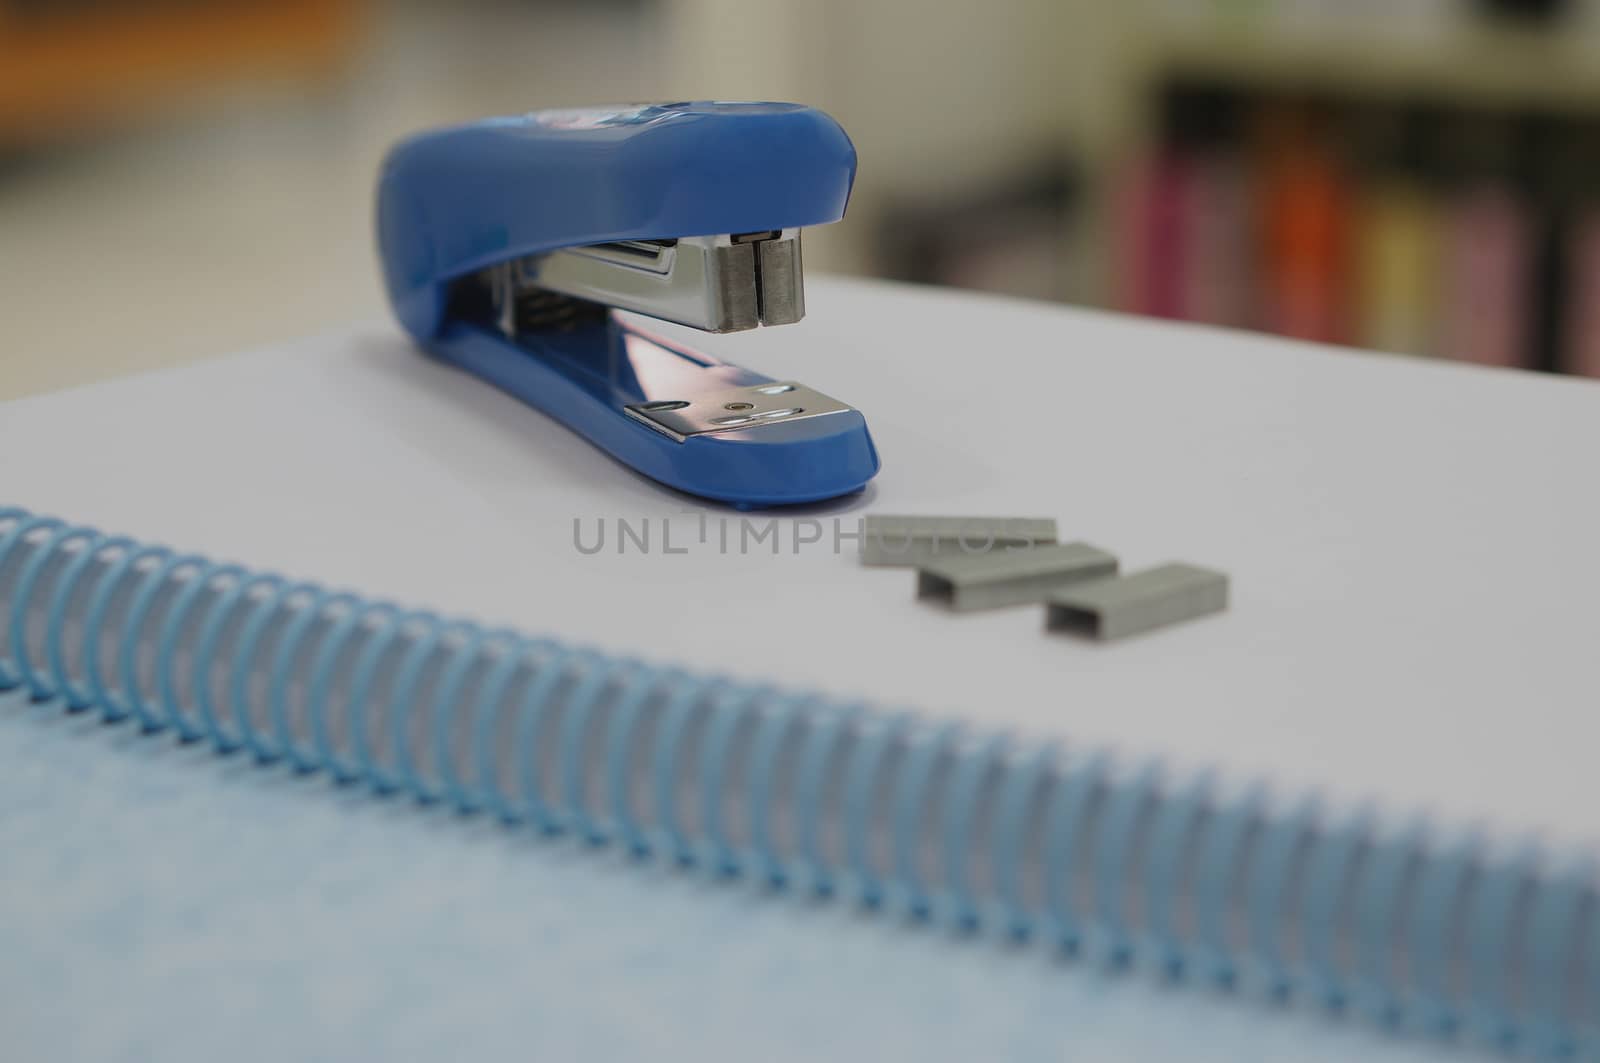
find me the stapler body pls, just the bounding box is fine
[376,102,880,507]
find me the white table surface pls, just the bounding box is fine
[5,276,1597,850]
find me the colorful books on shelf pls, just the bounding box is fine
[1115,82,1600,377]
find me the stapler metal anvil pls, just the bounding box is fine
[376,102,880,508]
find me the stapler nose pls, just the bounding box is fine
[491,228,805,337]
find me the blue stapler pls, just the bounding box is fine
[376,102,880,508]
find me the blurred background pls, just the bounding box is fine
[5,0,1600,399]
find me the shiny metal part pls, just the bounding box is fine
[1046,563,1229,641]
[752,230,804,325]
[497,229,804,334]
[916,542,1119,613]
[623,380,851,442]
[859,516,1059,568]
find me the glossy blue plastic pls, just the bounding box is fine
[377,103,858,340]
[438,317,878,507]
[375,102,877,507]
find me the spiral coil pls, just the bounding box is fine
[0,506,1594,1058]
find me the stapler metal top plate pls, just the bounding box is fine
[376,102,880,508]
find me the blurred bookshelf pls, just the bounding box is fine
[0,0,363,147]
[728,0,1600,377]
[1146,30,1600,111]
[10,0,1600,397]
[1138,0,1600,110]
[1093,0,1600,376]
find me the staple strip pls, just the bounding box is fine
[861,515,1058,567]
[1047,563,1229,641]
[917,542,1119,612]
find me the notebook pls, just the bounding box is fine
[3,276,1598,1061]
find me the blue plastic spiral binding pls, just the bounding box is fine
[0,506,1594,1059]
